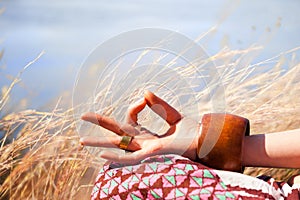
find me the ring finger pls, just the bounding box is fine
[80,135,141,152]
[82,112,141,136]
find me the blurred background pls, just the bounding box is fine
[0,2,300,198]
[0,0,299,112]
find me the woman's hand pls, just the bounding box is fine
[80,91,199,164]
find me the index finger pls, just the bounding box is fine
[144,91,182,125]
[126,98,146,125]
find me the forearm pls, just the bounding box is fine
[242,129,300,168]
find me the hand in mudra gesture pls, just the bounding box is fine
[80,91,199,164]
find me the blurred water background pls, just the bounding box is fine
[0,0,299,112]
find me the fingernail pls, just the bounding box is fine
[134,98,145,105]
[81,114,87,120]
[128,98,145,110]
[79,137,85,145]
[81,112,91,120]
[78,140,84,150]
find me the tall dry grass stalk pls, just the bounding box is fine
[0,53,103,199]
[0,45,299,199]
[213,46,300,179]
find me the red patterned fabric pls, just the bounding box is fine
[91,154,299,199]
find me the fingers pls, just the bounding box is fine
[120,124,140,136]
[80,136,120,148]
[159,125,176,138]
[99,149,151,165]
[144,90,182,125]
[80,134,143,164]
[80,135,142,152]
[126,98,146,125]
[81,90,182,145]
[81,112,125,136]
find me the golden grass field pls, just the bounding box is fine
[0,44,300,199]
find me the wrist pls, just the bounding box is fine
[162,116,200,160]
[196,113,250,172]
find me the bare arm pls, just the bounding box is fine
[243,129,300,168]
[80,91,300,169]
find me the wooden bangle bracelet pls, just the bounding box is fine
[197,113,250,173]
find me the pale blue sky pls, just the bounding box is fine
[0,0,299,110]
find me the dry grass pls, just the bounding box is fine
[213,46,300,179]
[0,44,299,199]
[0,109,99,199]
[0,54,102,199]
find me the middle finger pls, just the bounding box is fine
[81,112,125,136]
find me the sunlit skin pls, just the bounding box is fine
[80,91,300,184]
[80,91,198,164]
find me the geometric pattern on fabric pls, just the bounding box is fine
[91,154,282,200]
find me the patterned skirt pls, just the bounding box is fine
[91,154,299,200]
